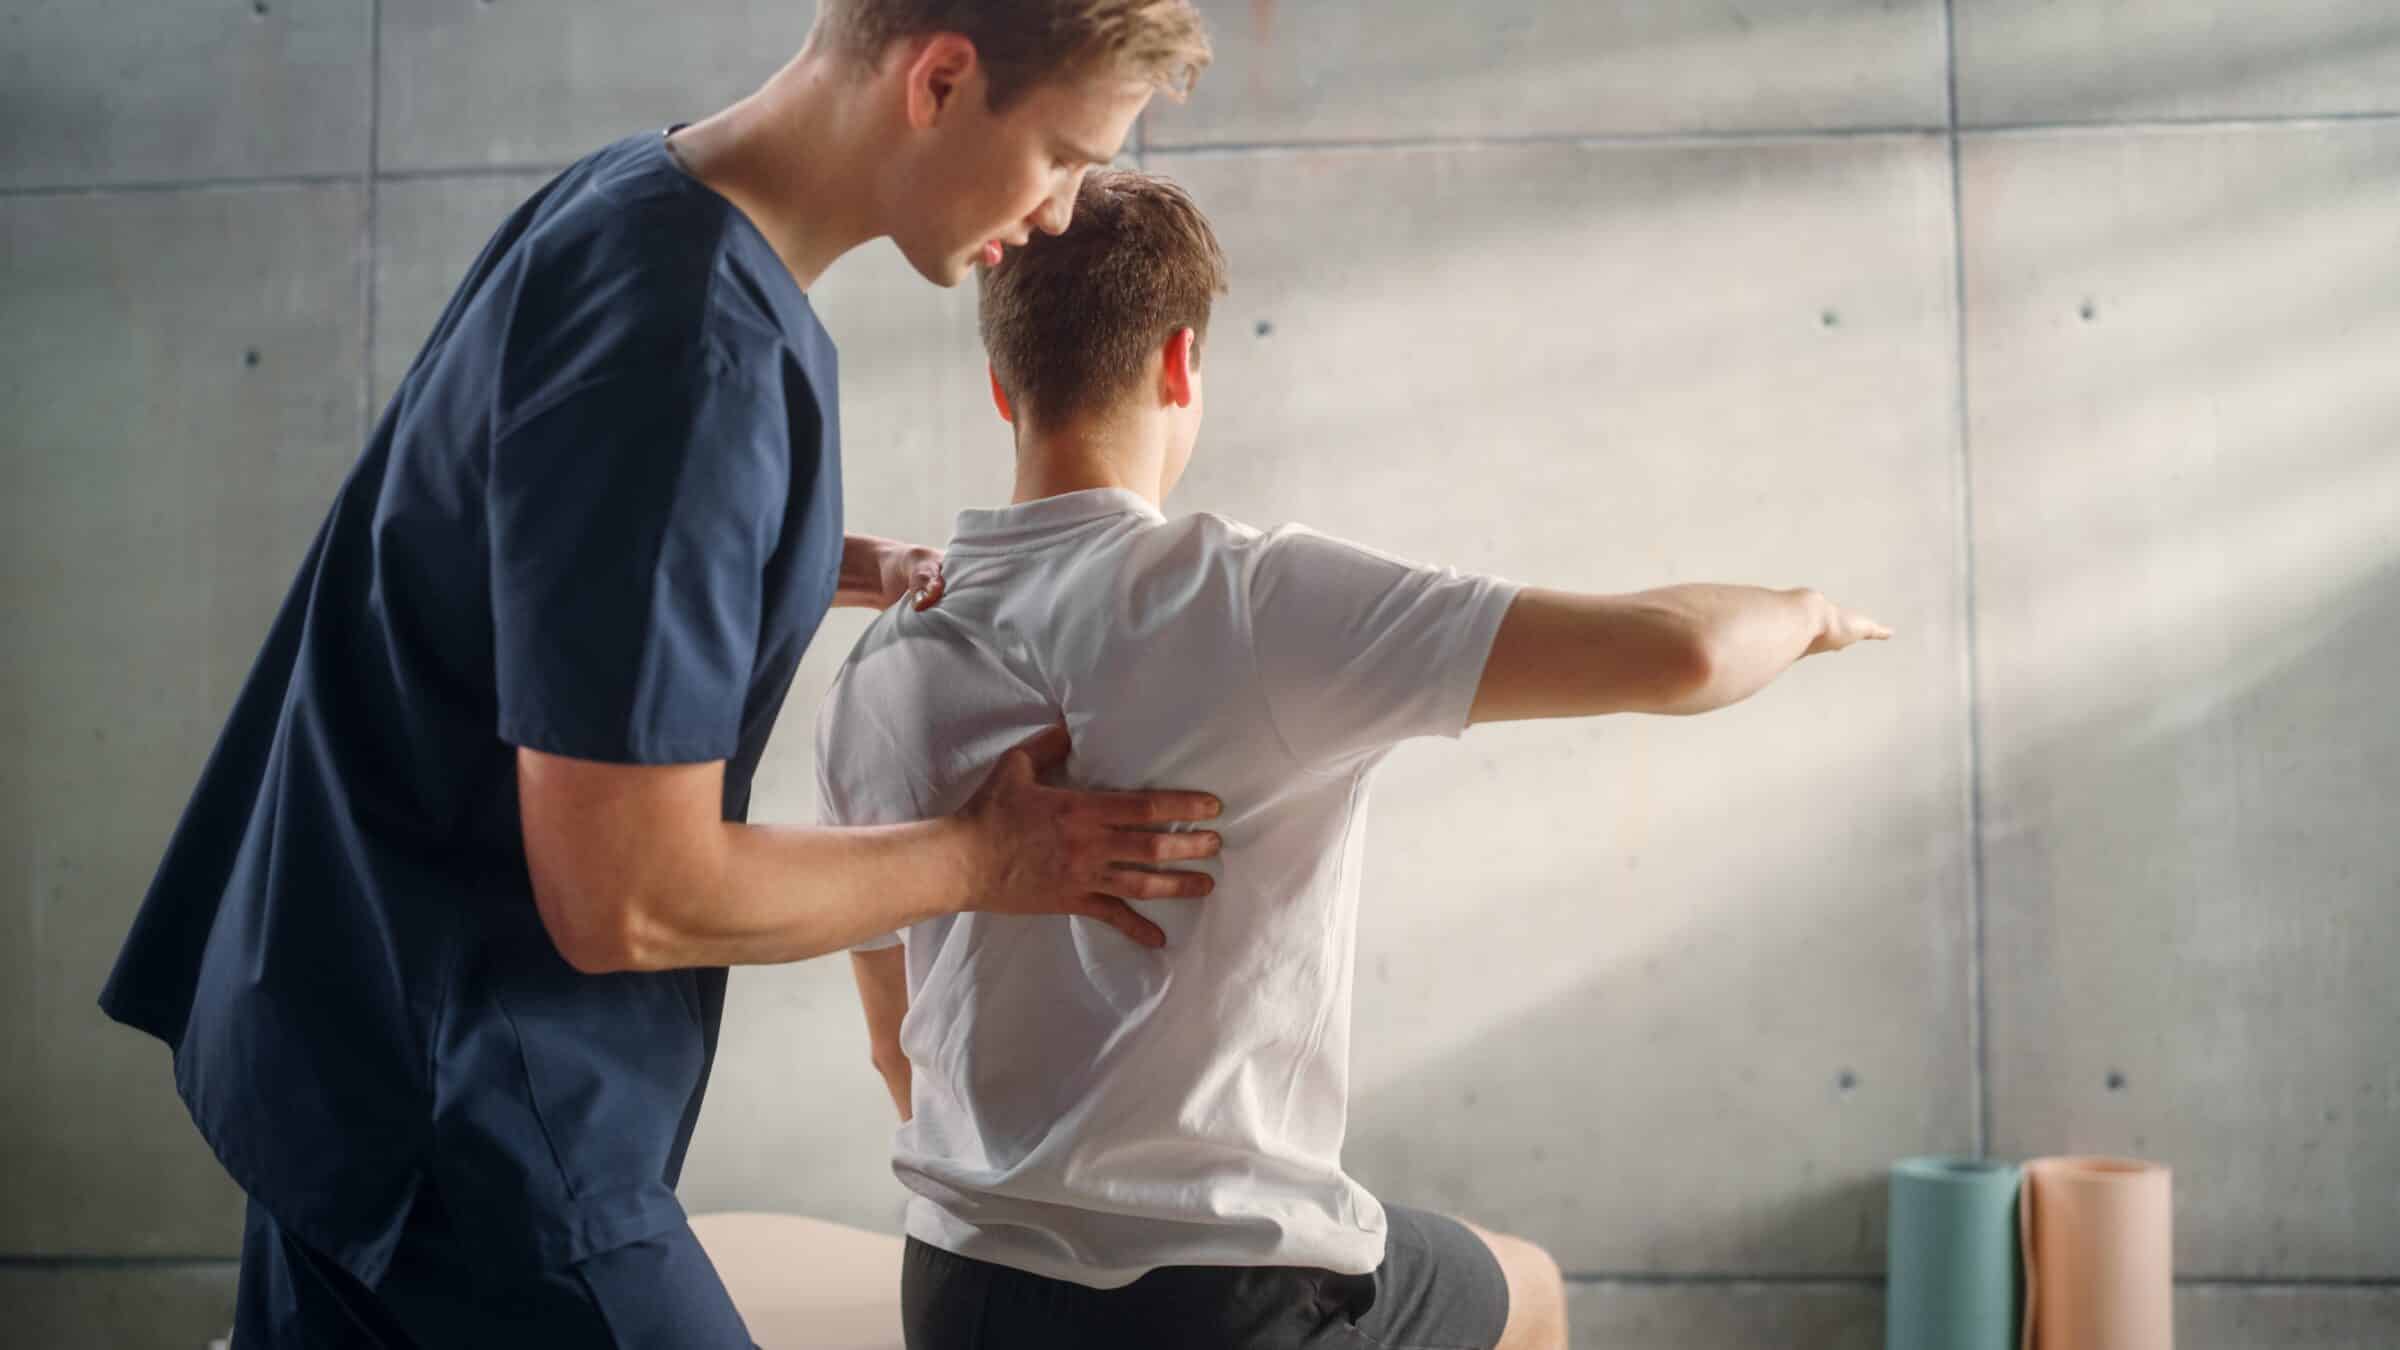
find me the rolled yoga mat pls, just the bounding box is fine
[1886,1156,2024,1350]
[2019,1156,2174,1350]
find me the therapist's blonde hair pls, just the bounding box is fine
[976,169,1230,428]
[818,0,1212,111]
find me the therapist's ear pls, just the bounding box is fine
[988,365,1015,424]
[1160,328,1196,410]
[903,34,978,130]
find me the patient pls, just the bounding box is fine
[821,171,1889,1350]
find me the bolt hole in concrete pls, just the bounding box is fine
[243,348,262,368]
[1820,309,1839,328]
[1837,1068,1859,1092]
[1254,319,1273,337]
[2107,1070,2128,1092]
[250,0,268,16]
[2080,299,2098,321]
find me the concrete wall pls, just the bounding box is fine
[5,2,2396,1344]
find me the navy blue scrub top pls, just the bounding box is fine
[98,130,843,1286]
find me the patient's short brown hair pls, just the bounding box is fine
[977,170,1229,429]
[819,0,1212,110]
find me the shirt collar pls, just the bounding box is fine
[948,488,1166,554]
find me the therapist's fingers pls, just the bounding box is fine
[1084,787,1224,827]
[1074,894,1167,949]
[1098,866,1215,902]
[910,556,946,611]
[1115,828,1222,864]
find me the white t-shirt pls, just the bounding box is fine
[816,488,1520,1289]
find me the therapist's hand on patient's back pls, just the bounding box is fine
[954,725,1222,950]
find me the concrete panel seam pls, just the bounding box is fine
[0,1257,2387,1291]
[9,123,2396,201]
[362,0,382,446]
[376,162,578,184]
[2177,1277,2400,1289]
[1144,128,1948,158]
[1143,110,2400,160]
[1964,109,2400,138]
[1565,1273,1883,1289]
[1554,1273,2400,1289]
[15,104,2390,207]
[0,1249,243,1258]
[1940,0,1993,1165]
[0,173,362,200]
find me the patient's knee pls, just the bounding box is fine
[1459,1219,1567,1350]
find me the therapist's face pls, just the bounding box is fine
[886,40,1152,288]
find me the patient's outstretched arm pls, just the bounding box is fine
[1469,584,1889,724]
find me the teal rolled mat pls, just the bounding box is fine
[1886,1156,2023,1350]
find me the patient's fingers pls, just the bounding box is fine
[1115,828,1222,864]
[1075,894,1166,949]
[1098,866,1215,902]
[1085,788,1223,827]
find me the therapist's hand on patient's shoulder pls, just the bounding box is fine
[888,543,946,613]
[836,533,946,612]
[954,725,1222,950]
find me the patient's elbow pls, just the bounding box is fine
[1655,629,1719,710]
[1679,630,1719,692]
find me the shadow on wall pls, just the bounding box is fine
[1160,0,1949,137]
[1339,754,1961,1278]
[1157,0,2400,145]
[1952,2,2400,123]
[1335,541,2399,1298]
[1981,550,2400,1279]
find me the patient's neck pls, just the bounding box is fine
[1010,409,1167,509]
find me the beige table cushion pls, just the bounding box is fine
[688,1212,905,1350]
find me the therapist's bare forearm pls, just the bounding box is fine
[625,818,976,970]
[521,729,1223,975]
[1649,585,1830,715]
[835,532,892,606]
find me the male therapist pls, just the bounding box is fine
[97,4,1220,1345]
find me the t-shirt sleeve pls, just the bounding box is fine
[488,366,787,763]
[1244,525,1522,772]
[814,667,925,954]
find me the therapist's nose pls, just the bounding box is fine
[1032,185,1075,237]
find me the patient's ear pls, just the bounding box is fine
[1160,328,1196,410]
[988,364,1015,424]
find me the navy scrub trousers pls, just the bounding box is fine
[98,129,844,1346]
[237,1195,755,1349]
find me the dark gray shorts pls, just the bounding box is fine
[901,1204,1511,1350]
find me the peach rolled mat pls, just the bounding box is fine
[2018,1156,2174,1350]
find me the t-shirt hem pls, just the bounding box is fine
[903,1201,1385,1291]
